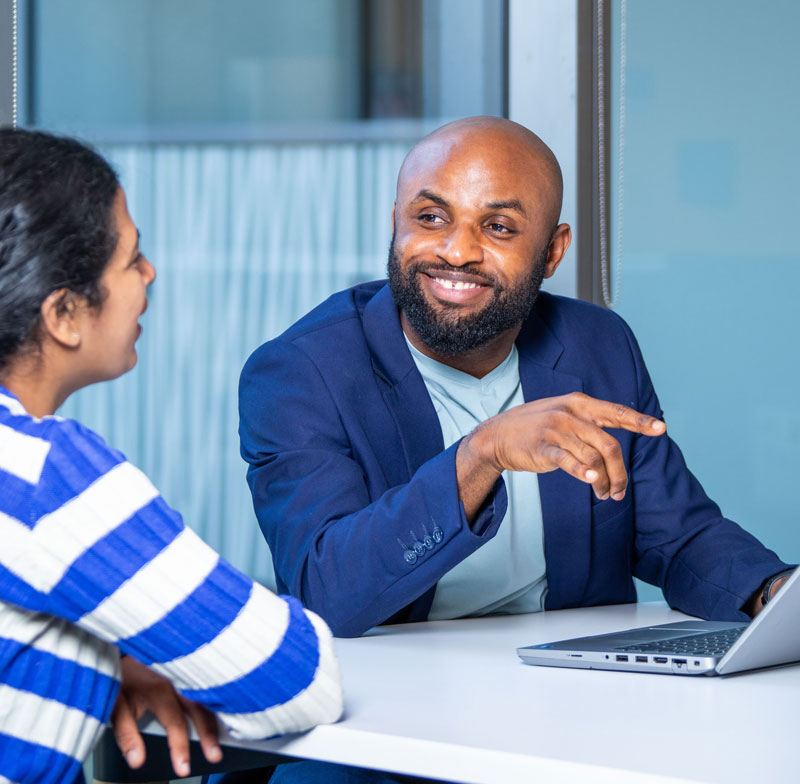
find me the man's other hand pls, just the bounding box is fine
[458,392,666,520]
[111,655,223,778]
[745,571,794,617]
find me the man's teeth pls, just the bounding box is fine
[434,277,482,290]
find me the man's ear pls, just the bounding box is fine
[40,289,82,349]
[391,203,396,234]
[542,223,572,279]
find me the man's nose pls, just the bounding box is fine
[438,224,483,267]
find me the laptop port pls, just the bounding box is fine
[653,657,668,664]
[672,658,687,665]
[635,656,648,663]
[615,655,629,662]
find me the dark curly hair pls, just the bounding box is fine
[0,127,120,370]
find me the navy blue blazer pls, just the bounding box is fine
[239,281,787,637]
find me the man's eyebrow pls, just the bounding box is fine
[486,199,527,218]
[411,190,528,218]
[411,189,449,207]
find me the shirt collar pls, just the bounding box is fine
[404,335,519,392]
[0,384,29,417]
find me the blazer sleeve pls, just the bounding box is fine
[239,339,508,637]
[617,317,790,620]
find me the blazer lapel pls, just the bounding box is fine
[516,307,592,610]
[361,284,444,480]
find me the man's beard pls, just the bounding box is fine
[387,235,549,357]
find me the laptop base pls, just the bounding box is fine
[517,620,745,676]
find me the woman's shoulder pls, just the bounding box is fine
[0,392,121,461]
[0,400,144,527]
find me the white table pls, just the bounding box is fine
[145,601,800,783]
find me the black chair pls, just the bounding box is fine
[92,728,289,784]
[202,770,275,784]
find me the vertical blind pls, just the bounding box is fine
[61,141,409,587]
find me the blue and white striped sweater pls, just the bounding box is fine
[0,387,342,784]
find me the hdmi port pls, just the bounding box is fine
[654,657,668,664]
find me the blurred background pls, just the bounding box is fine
[1,0,798,603]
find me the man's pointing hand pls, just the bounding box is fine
[457,392,666,522]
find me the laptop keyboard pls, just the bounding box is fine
[615,627,746,657]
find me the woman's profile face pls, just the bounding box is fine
[73,188,156,384]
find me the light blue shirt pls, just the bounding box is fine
[405,339,547,619]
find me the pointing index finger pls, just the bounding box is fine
[587,399,665,436]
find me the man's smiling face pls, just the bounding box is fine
[388,119,568,359]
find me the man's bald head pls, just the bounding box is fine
[388,115,573,364]
[397,116,564,227]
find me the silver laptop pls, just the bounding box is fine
[518,568,800,676]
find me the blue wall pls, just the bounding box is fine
[610,1,800,599]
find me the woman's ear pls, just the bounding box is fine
[40,289,82,349]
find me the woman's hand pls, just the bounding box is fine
[111,656,223,778]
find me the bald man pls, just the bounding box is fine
[239,117,791,642]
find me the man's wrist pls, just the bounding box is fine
[462,421,502,475]
[456,423,504,525]
[761,569,795,607]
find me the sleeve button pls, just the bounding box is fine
[404,550,418,565]
[432,526,444,543]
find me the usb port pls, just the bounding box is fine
[672,658,687,665]
[654,657,668,664]
[615,655,629,662]
[635,656,648,663]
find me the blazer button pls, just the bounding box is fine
[422,535,434,550]
[404,550,418,565]
[432,526,444,543]
[412,541,425,556]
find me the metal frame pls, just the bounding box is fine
[576,0,609,305]
[0,0,31,127]
[0,0,13,125]
[500,0,510,118]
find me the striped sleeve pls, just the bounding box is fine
[0,412,342,744]
[0,602,121,784]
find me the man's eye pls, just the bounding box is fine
[488,222,513,234]
[419,213,444,225]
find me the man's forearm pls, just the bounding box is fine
[258,443,508,637]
